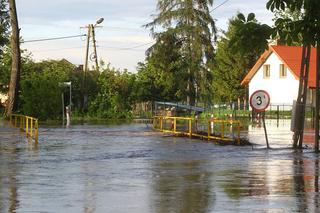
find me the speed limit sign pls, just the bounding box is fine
[250,90,270,112]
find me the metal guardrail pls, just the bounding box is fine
[153,116,240,144]
[10,114,39,143]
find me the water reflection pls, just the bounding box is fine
[216,151,320,212]
[1,122,320,212]
[82,163,97,213]
[292,152,320,212]
[0,141,20,213]
[151,160,215,213]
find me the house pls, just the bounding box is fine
[0,92,8,106]
[241,45,317,107]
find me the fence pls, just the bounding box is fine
[153,116,241,144]
[10,114,39,143]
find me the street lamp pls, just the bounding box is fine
[95,18,104,25]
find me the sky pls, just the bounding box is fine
[17,0,274,72]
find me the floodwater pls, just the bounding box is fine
[0,119,319,212]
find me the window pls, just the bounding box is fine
[263,64,270,79]
[280,64,287,78]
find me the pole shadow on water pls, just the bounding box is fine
[293,151,320,212]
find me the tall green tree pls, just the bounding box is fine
[213,13,271,103]
[146,0,216,106]
[0,0,9,92]
[0,0,9,54]
[140,31,184,102]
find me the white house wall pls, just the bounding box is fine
[249,52,299,107]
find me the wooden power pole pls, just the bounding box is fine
[315,45,320,152]
[5,0,21,117]
[82,18,103,110]
[293,45,311,149]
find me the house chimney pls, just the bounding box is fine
[268,39,285,46]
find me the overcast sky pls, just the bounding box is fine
[17,0,274,72]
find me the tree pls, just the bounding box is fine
[146,0,216,106]
[5,0,20,117]
[88,65,137,119]
[272,8,303,45]
[267,0,320,151]
[20,60,75,120]
[0,0,9,54]
[213,13,271,104]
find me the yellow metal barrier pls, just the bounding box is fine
[153,116,241,145]
[10,114,39,143]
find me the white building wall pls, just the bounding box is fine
[0,93,8,105]
[249,52,299,106]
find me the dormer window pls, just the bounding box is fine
[280,64,287,78]
[263,64,270,79]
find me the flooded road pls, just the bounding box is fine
[0,120,319,212]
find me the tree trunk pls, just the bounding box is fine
[5,0,20,117]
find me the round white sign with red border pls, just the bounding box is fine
[250,90,270,112]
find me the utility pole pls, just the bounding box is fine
[315,45,320,152]
[91,25,99,71]
[82,18,104,109]
[5,0,21,117]
[293,45,311,149]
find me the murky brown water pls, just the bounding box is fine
[0,120,319,212]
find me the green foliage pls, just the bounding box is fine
[212,13,272,102]
[0,47,11,88]
[267,0,320,46]
[137,31,185,102]
[20,59,75,120]
[0,0,9,54]
[88,65,136,119]
[145,0,216,105]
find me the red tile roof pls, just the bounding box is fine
[241,45,317,88]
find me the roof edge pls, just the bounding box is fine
[240,49,272,86]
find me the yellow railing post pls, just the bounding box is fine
[221,122,225,139]
[173,118,176,134]
[160,117,163,131]
[188,119,192,138]
[26,117,29,137]
[30,118,33,138]
[207,120,211,141]
[237,123,240,145]
[35,119,38,144]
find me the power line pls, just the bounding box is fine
[26,41,154,53]
[22,34,86,43]
[97,41,154,50]
[31,46,84,53]
[210,0,230,13]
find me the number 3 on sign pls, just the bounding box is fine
[250,90,270,112]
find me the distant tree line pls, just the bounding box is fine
[0,0,310,120]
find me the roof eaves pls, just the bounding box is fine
[240,49,272,86]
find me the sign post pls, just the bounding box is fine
[250,90,271,148]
